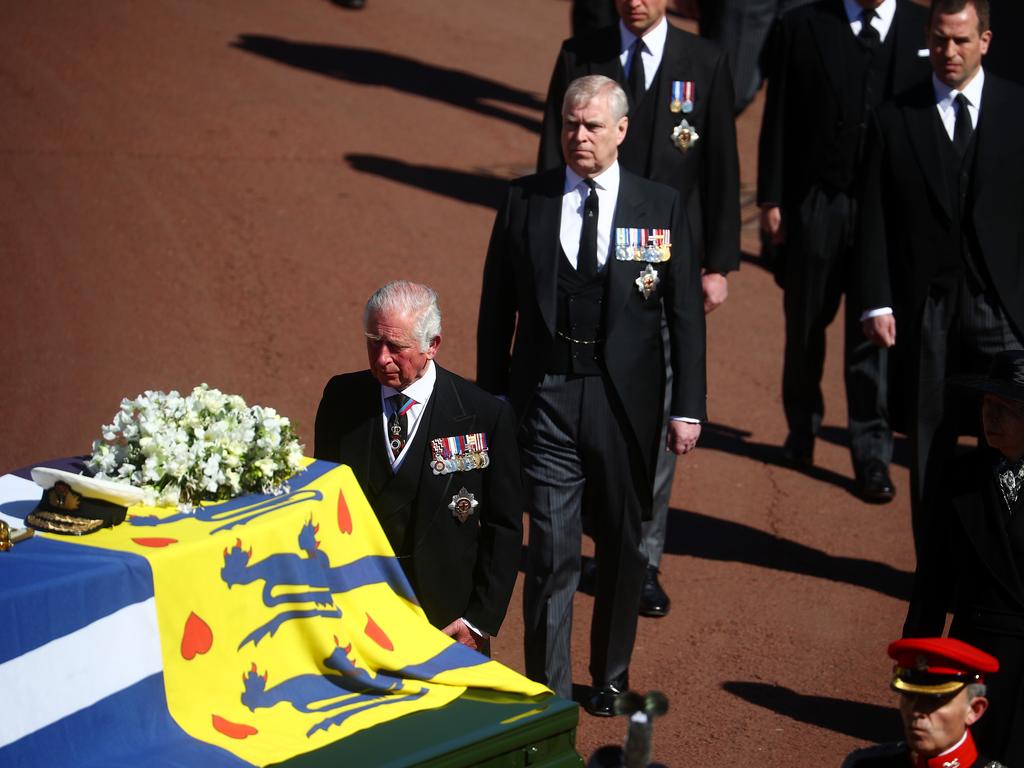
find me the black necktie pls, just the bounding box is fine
[387,394,414,459]
[858,9,879,50]
[628,38,646,103]
[953,92,974,156]
[579,179,598,277]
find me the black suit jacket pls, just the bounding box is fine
[859,73,1024,345]
[758,0,929,210]
[313,364,523,636]
[476,166,706,502]
[537,22,740,274]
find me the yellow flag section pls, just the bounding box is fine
[50,460,548,766]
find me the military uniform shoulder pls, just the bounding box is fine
[841,741,909,767]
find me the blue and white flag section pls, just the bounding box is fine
[0,474,249,767]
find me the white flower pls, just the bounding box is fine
[87,385,304,510]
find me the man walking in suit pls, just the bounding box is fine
[860,0,1024,558]
[903,351,1024,763]
[758,0,929,500]
[538,0,739,617]
[314,281,523,652]
[478,75,706,715]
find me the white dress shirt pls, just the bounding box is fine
[933,68,985,140]
[379,359,436,471]
[560,162,621,270]
[843,0,896,42]
[618,15,668,92]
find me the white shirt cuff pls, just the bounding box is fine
[859,307,893,322]
[461,617,488,638]
[670,417,701,424]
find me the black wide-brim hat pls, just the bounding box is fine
[952,350,1024,404]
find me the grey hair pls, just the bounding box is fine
[562,75,629,122]
[363,280,442,352]
[965,681,987,700]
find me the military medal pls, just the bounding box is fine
[670,80,694,114]
[448,487,479,523]
[671,119,699,152]
[635,264,660,299]
[430,433,490,475]
[616,228,672,262]
[670,80,682,113]
[681,80,694,113]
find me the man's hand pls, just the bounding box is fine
[862,314,896,348]
[701,271,728,314]
[667,420,701,455]
[441,618,484,651]
[760,204,784,245]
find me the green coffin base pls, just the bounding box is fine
[274,689,583,768]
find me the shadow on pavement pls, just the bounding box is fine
[699,422,860,495]
[231,35,544,133]
[663,506,912,600]
[345,154,509,209]
[722,681,900,743]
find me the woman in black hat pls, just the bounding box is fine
[903,349,1024,764]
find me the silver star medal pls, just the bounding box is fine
[448,487,479,523]
[635,264,659,299]
[671,119,699,152]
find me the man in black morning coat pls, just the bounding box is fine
[314,281,522,653]
[902,351,1024,764]
[477,75,705,716]
[860,0,1024,559]
[758,0,930,500]
[537,0,739,617]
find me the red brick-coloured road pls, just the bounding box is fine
[0,1,914,762]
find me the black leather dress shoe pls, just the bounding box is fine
[584,675,628,717]
[781,435,813,468]
[639,566,670,617]
[331,0,365,8]
[857,459,895,503]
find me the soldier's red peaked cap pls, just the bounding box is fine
[887,638,999,696]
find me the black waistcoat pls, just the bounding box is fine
[934,114,988,292]
[824,27,896,192]
[362,399,435,560]
[547,247,609,375]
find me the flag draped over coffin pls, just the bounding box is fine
[0,460,547,767]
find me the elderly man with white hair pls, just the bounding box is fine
[315,280,523,655]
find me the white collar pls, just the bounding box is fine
[843,0,896,40]
[381,359,436,403]
[564,161,620,195]
[618,15,668,58]
[933,67,986,109]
